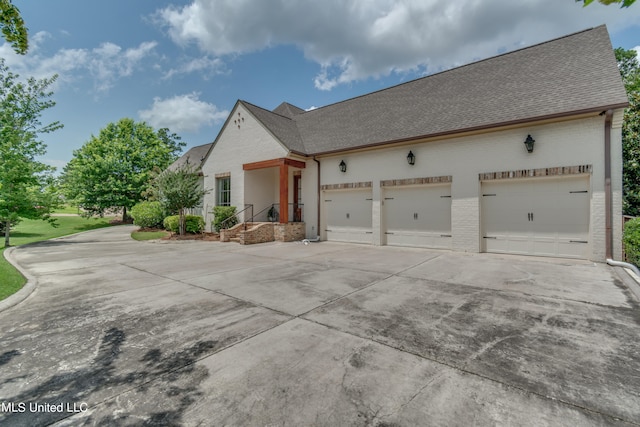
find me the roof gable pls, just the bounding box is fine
[211,25,627,157]
[241,101,306,154]
[273,102,305,118]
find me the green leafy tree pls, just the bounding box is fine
[623,91,640,215]
[577,0,636,6]
[0,59,62,246]
[62,119,184,221]
[616,47,640,93]
[151,164,207,235]
[0,0,28,54]
[616,48,640,215]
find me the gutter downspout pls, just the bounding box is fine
[313,156,321,240]
[602,110,640,275]
[606,258,640,276]
[604,109,613,260]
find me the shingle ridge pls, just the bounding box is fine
[240,99,296,121]
[301,25,600,114]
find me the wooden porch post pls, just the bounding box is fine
[279,163,288,223]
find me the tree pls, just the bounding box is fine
[623,91,640,216]
[577,0,636,6]
[616,48,640,215]
[0,0,28,54]
[0,59,62,246]
[62,119,184,221]
[151,164,207,235]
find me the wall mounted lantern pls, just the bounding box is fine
[523,134,535,153]
[407,150,416,165]
[339,160,347,173]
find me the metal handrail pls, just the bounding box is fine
[218,204,253,230]
[221,202,305,228]
[246,204,274,223]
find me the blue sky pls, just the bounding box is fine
[5,1,640,172]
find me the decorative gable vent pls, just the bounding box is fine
[233,111,245,129]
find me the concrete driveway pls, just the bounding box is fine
[1,226,639,426]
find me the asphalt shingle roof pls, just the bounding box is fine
[168,143,212,172]
[272,102,306,118]
[239,25,628,156]
[241,101,307,154]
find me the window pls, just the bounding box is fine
[216,176,230,206]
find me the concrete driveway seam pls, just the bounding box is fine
[53,315,296,426]
[121,262,299,319]
[0,246,38,313]
[0,226,138,314]
[300,315,638,426]
[295,254,444,319]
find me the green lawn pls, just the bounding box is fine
[0,216,115,301]
[0,248,27,300]
[52,204,82,215]
[131,230,170,241]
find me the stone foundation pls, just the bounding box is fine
[274,223,306,242]
[239,223,274,245]
[220,222,254,242]
[222,222,306,244]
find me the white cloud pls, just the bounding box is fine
[163,55,227,79]
[89,41,158,92]
[138,93,229,132]
[0,35,157,93]
[156,0,640,90]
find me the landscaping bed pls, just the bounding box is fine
[131,227,219,242]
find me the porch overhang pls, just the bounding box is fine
[242,157,306,171]
[242,157,306,223]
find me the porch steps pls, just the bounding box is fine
[219,222,306,245]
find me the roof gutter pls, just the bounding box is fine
[604,109,614,260]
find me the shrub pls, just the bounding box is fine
[163,215,204,234]
[212,206,238,231]
[130,201,164,228]
[624,217,640,266]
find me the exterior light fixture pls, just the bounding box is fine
[407,150,416,165]
[339,160,347,173]
[523,134,535,153]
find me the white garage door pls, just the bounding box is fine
[383,184,452,249]
[481,175,590,258]
[324,189,373,244]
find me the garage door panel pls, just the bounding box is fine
[384,184,452,249]
[326,227,373,244]
[482,176,590,259]
[386,231,452,249]
[324,189,373,244]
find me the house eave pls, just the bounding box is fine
[310,103,629,157]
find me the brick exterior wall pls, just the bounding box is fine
[274,223,306,242]
[219,222,247,242]
[239,223,274,245]
[201,103,288,232]
[203,105,624,261]
[318,114,624,261]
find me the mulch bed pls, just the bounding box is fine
[133,227,220,241]
[161,232,220,241]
